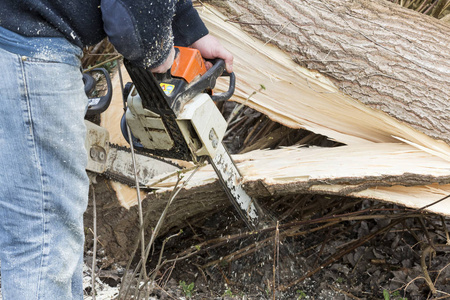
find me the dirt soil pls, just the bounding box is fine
[84,195,450,300]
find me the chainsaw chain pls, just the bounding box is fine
[124,59,194,161]
[103,60,192,187]
[102,170,139,187]
[102,143,181,187]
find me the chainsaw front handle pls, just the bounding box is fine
[210,70,236,102]
[199,58,236,102]
[170,58,236,113]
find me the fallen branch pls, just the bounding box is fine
[420,244,450,295]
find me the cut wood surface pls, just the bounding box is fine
[92,2,450,262]
[146,144,450,217]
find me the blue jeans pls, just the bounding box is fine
[0,44,89,299]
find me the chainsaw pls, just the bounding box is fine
[83,68,180,186]
[84,47,261,229]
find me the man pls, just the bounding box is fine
[0,0,233,299]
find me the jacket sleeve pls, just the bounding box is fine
[101,0,207,69]
[172,0,209,47]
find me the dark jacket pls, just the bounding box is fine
[0,0,208,68]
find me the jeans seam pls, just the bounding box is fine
[19,56,48,300]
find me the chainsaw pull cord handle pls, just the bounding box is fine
[83,68,113,116]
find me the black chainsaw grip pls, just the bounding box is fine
[178,58,236,107]
[202,59,236,102]
[211,71,236,102]
[84,68,113,116]
[83,73,95,95]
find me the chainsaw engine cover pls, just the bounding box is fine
[124,88,227,161]
[124,85,175,151]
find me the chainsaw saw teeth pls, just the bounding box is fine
[121,46,261,229]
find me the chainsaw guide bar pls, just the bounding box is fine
[103,143,181,187]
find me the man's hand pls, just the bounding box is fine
[151,34,233,74]
[150,47,176,73]
[190,34,234,73]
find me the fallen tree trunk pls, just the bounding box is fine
[211,0,450,144]
[191,1,450,211]
[86,1,450,263]
[147,144,450,215]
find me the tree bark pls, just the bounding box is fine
[211,0,450,144]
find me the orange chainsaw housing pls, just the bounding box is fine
[170,46,207,83]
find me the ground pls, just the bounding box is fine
[84,195,450,300]
[1,197,449,300]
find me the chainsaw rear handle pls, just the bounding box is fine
[83,72,95,95]
[83,68,113,116]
